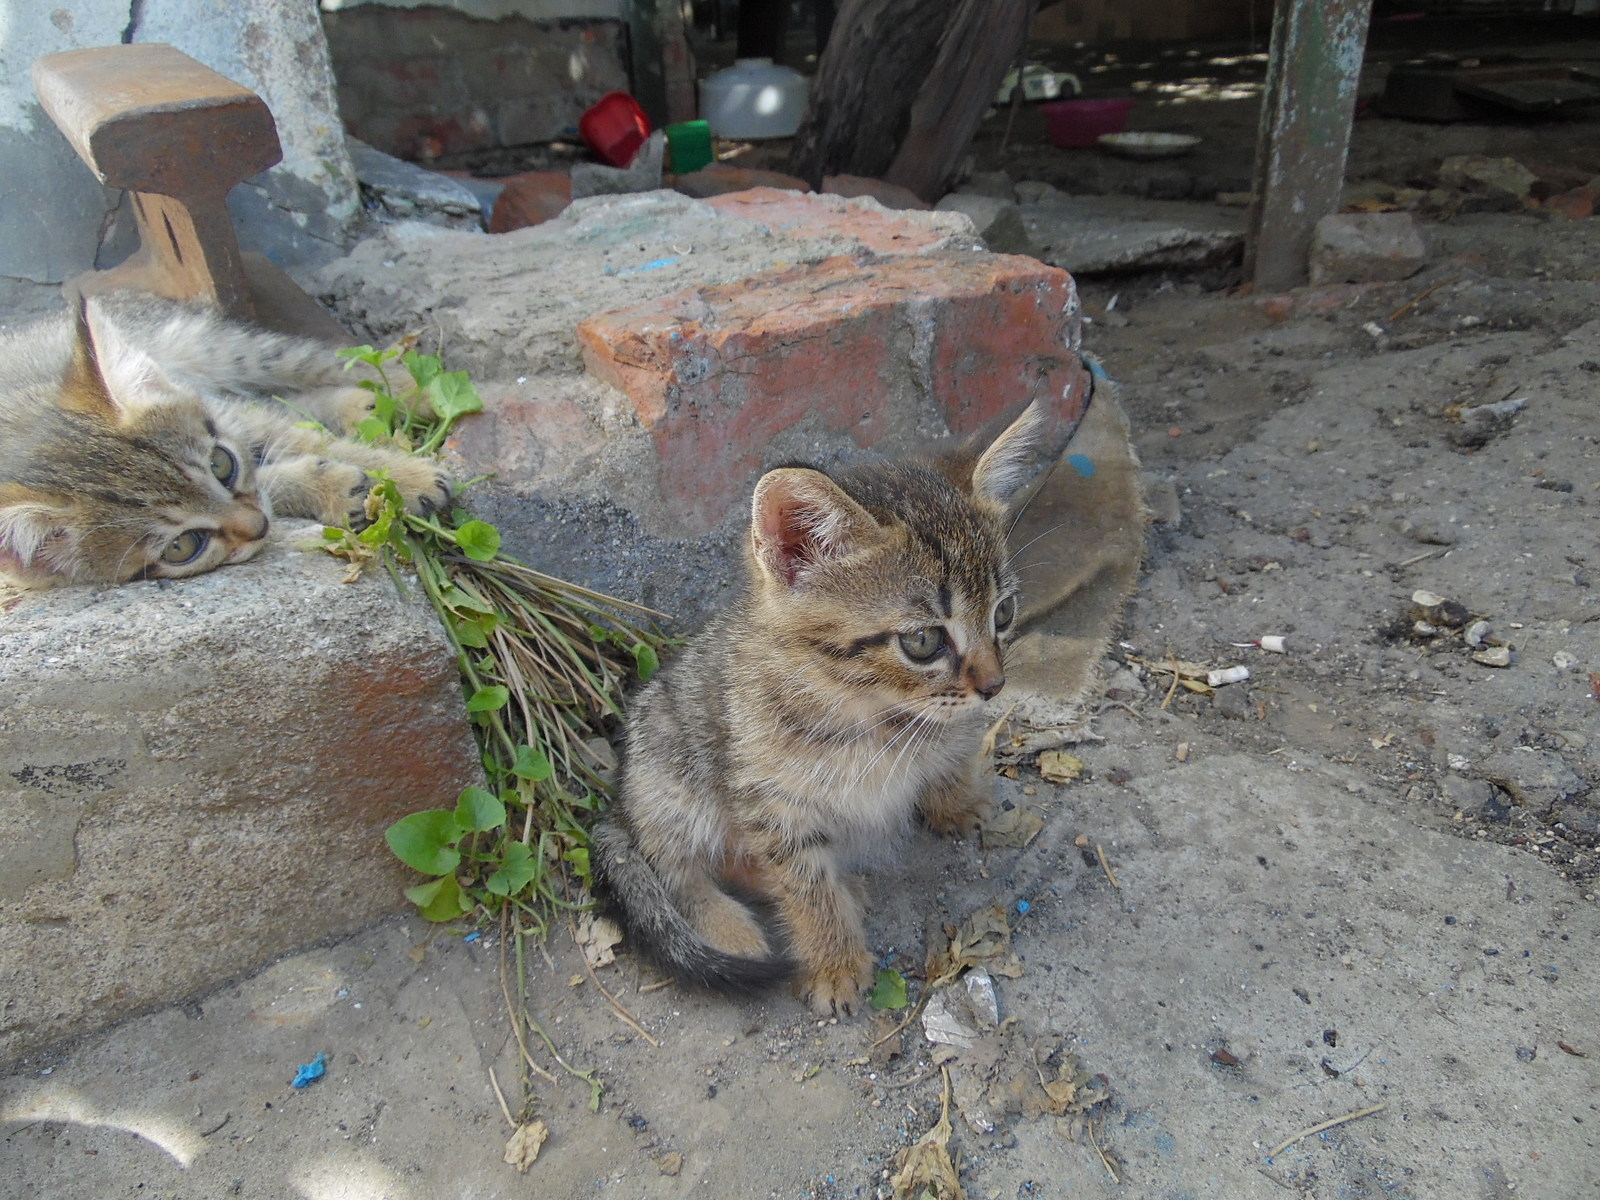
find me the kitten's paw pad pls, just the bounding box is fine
[800,953,874,1017]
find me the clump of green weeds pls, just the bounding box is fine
[325,343,666,938]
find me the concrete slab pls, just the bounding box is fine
[4,734,1592,1198]
[1018,186,1246,273]
[347,138,481,230]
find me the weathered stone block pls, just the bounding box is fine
[0,538,480,1063]
[672,164,810,198]
[935,192,1035,257]
[577,252,1088,529]
[703,188,966,256]
[347,137,481,230]
[1437,155,1536,210]
[1309,212,1428,285]
[822,174,931,211]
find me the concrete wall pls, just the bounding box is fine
[0,0,360,306]
[322,5,630,159]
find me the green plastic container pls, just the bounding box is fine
[665,120,713,175]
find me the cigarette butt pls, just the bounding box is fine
[1259,636,1287,654]
[1206,665,1250,687]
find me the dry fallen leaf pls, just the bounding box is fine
[574,913,623,969]
[1037,750,1084,784]
[503,1121,549,1172]
[890,1068,965,1200]
[658,1151,684,1176]
[980,806,1045,849]
[870,1011,906,1066]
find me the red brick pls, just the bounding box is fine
[704,187,959,256]
[1545,184,1598,221]
[671,163,810,198]
[488,170,572,232]
[577,253,1088,530]
[822,173,933,211]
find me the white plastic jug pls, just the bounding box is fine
[699,58,809,140]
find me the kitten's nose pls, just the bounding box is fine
[224,506,269,542]
[966,644,1006,701]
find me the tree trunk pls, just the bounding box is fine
[786,0,957,188]
[885,0,1032,201]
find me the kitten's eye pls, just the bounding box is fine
[994,594,1017,632]
[209,445,239,488]
[160,530,210,566]
[898,626,946,662]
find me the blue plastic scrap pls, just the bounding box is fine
[291,1051,328,1089]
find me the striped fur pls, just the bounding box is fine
[592,402,1040,1015]
[0,292,448,587]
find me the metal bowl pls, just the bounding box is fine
[1096,132,1201,160]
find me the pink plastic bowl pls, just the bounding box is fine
[1041,98,1135,149]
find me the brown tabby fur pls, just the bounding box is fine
[591,402,1041,1015]
[0,292,448,587]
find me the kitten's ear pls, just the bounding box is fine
[0,491,76,581]
[967,400,1044,508]
[62,296,179,420]
[751,467,882,589]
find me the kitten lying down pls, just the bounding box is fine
[593,401,1041,1016]
[0,292,448,588]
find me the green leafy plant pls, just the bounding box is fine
[869,967,909,1011]
[325,345,668,936]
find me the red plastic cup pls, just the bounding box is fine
[1041,98,1135,149]
[579,91,652,167]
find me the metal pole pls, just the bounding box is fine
[1244,0,1375,292]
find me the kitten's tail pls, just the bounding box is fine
[589,817,793,995]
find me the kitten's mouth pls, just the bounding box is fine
[225,536,267,565]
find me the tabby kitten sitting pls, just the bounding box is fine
[592,401,1041,1015]
[0,292,448,587]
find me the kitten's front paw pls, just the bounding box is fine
[324,385,381,432]
[800,949,874,1018]
[384,457,452,518]
[919,784,990,839]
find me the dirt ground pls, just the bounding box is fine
[5,16,1600,1200]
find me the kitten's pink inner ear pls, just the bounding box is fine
[757,493,813,587]
[752,469,877,589]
